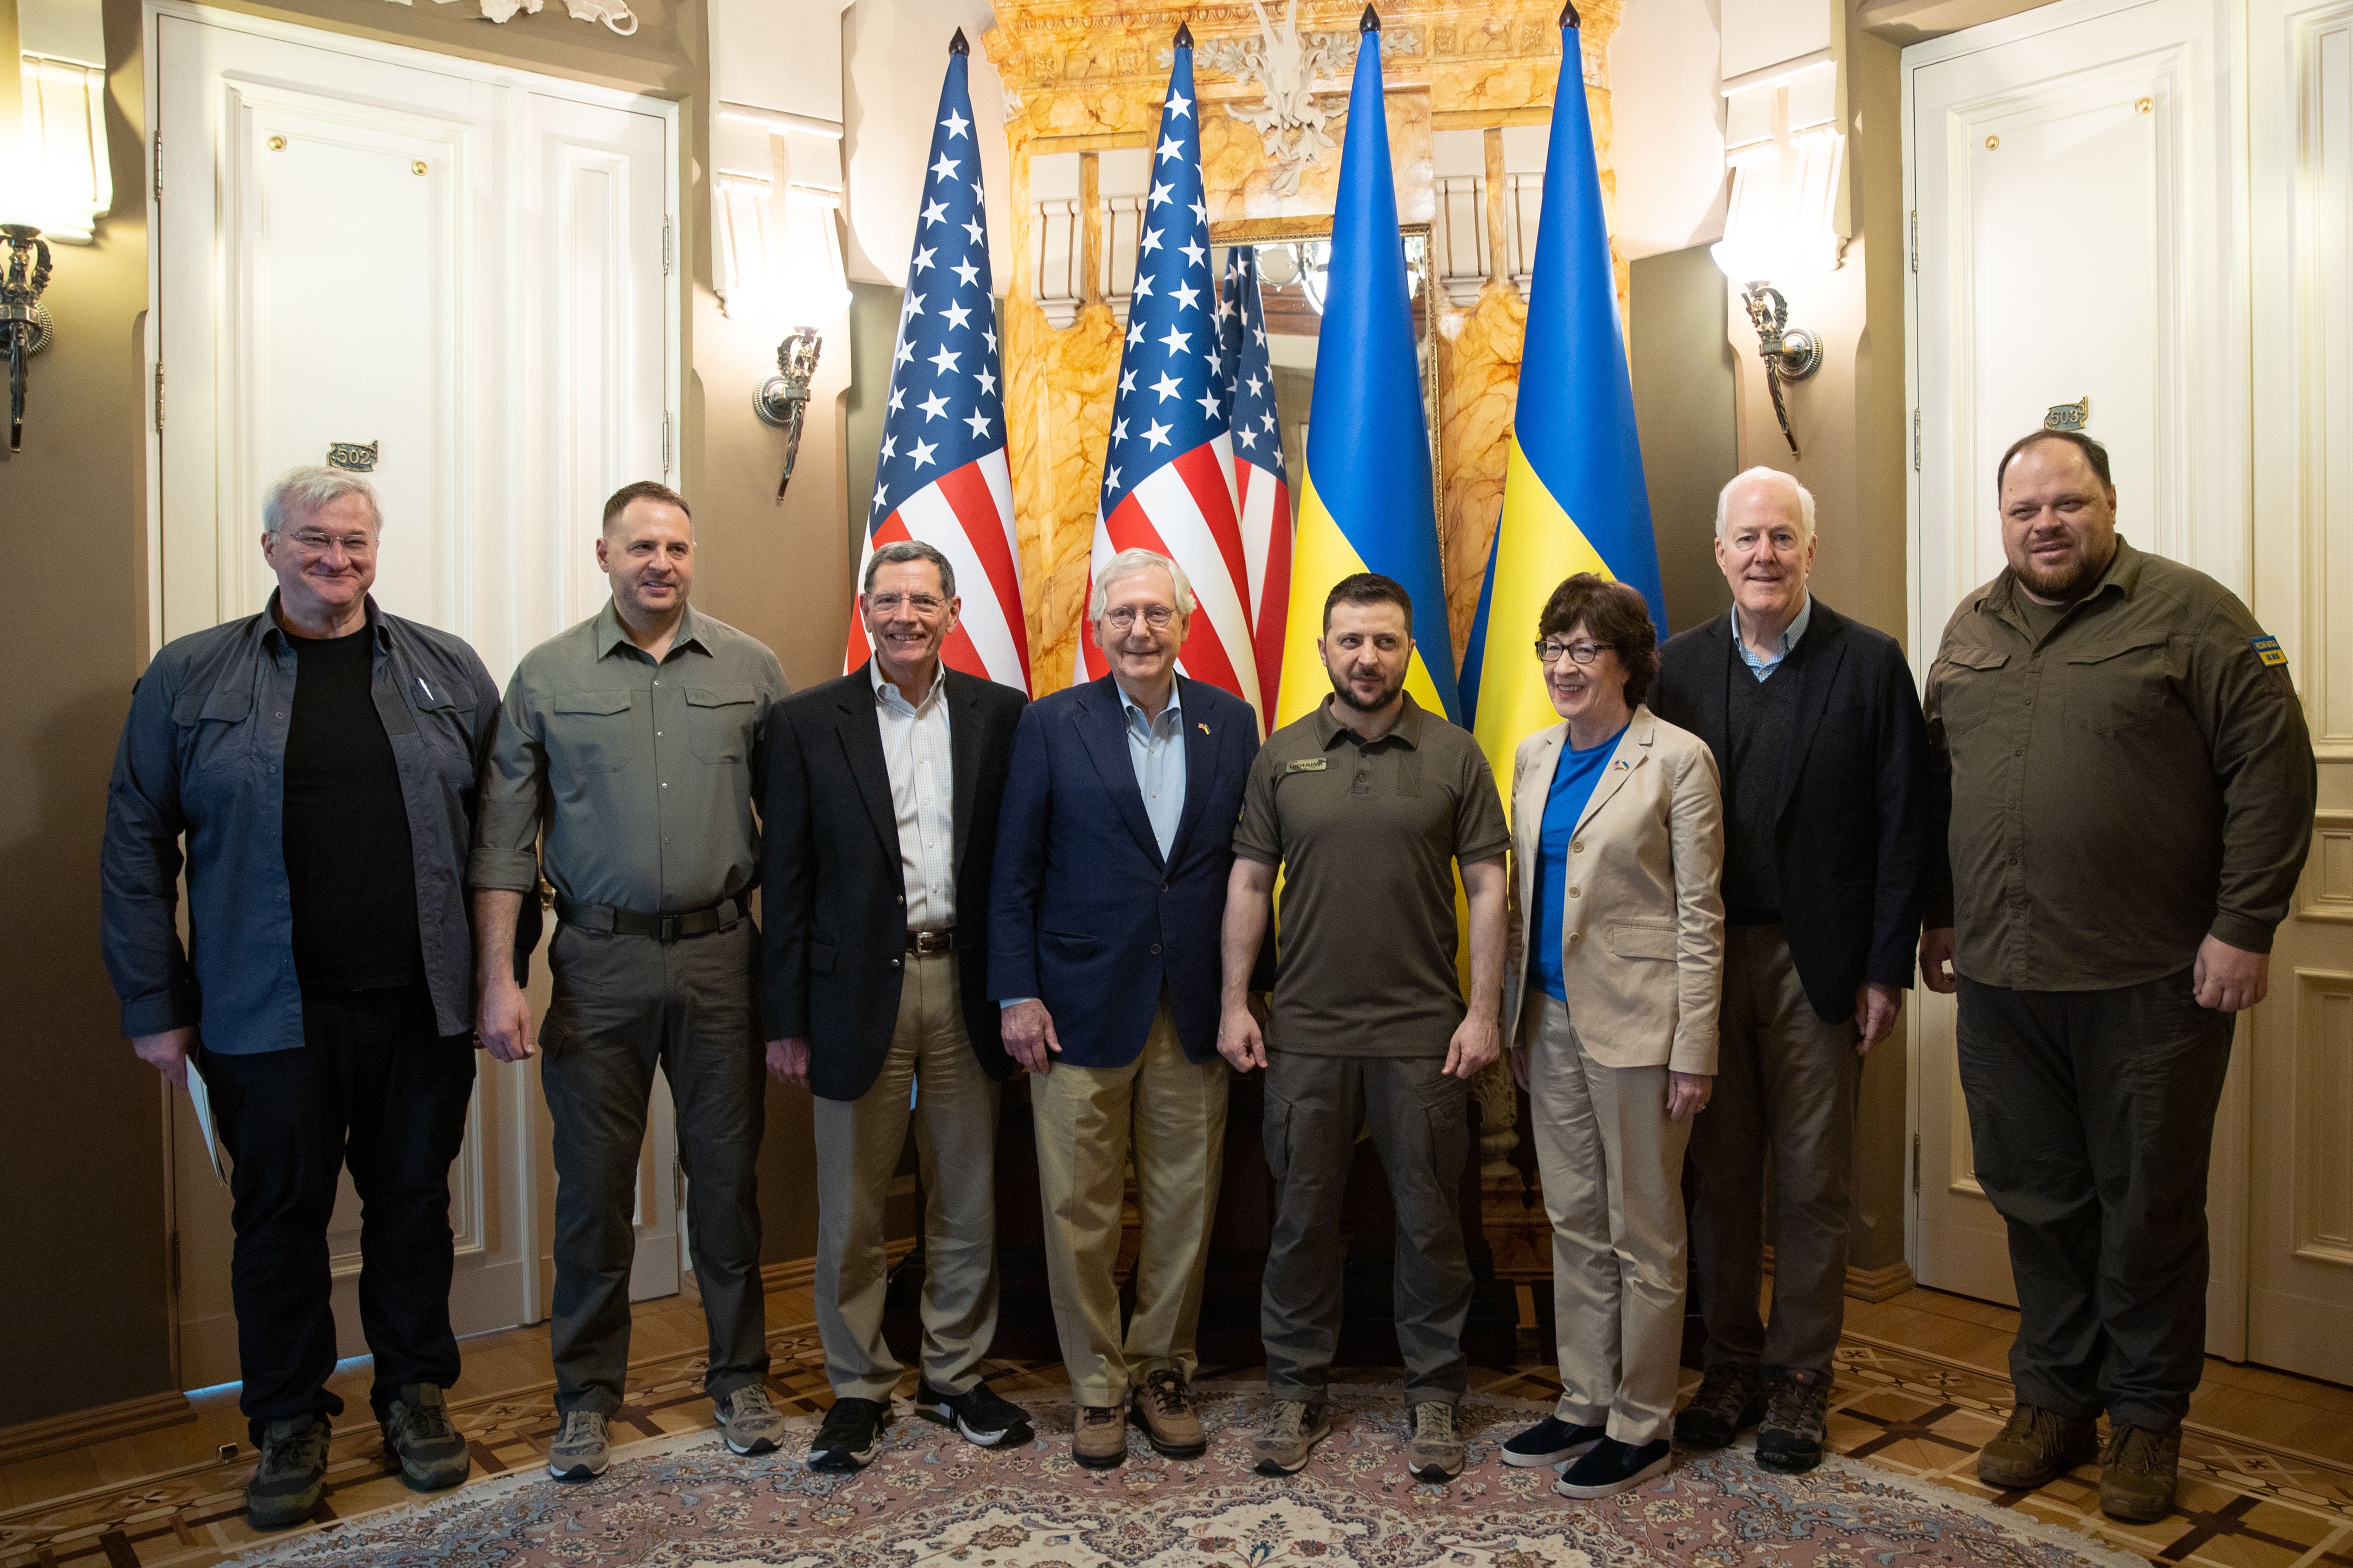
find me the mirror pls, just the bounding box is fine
[1214,226,1440,531]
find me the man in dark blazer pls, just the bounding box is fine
[1649,468,1928,1475]
[762,539,1030,1473]
[989,549,1266,1470]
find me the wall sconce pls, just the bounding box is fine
[754,328,821,499]
[1737,282,1820,456]
[2,223,54,453]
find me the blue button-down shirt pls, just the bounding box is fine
[100,595,505,1053]
[1120,679,1188,859]
[1732,593,1814,680]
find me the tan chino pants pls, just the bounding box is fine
[1030,1004,1228,1407]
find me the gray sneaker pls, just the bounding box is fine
[547,1410,610,1483]
[1252,1399,1330,1475]
[716,1385,786,1457]
[245,1416,330,1531]
[381,1384,470,1491]
[1404,1401,1466,1481]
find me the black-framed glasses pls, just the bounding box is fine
[1535,638,1606,666]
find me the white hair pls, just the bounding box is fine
[263,465,382,535]
[1714,465,1815,545]
[1088,548,1194,628]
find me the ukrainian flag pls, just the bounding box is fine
[1459,3,1665,788]
[1274,9,1460,728]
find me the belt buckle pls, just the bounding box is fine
[656,913,682,944]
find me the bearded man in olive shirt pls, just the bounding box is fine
[471,481,789,1483]
[1920,431,2314,1524]
[1218,573,1512,1487]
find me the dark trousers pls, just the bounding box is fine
[1260,1050,1472,1406]
[540,919,768,1417]
[204,983,475,1446]
[1956,967,2234,1431]
[1689,926,1861,1375]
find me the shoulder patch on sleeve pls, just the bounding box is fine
[2251,634,2288,668]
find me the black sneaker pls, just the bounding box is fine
[1554,1437,1672,1499]
[1673,1362,1768,1450]
[1755,1368,1832,1474]
[1502,1416,1607,1468]
[912,1379,1034,1448]
[380,1384,470,1492]
[246,1416,330,1530]
[808,1396,892,1472]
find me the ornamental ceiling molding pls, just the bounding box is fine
[1180,1,1426,195]
[384,0,638,34]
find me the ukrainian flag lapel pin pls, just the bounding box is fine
[1198,721,1212,735]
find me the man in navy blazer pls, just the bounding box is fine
[1648,468,1928,1475]
[990,548,1266,1470]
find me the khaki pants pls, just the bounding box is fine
[1030,1005,1228,1407]
[812,950,1000,1402]
[1688,925,1862,1376]
[1528,992,1692,1445]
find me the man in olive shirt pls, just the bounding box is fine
[471,481,790,1483]
[1920,431,2314,1523]
[1219,573,1512,1485]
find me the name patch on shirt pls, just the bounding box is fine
[2252,634,2288,668]
[1285,757,1329,774]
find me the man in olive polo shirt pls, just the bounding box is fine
[1920,430,2314,1523]
[1218,572,1512,1485]
[471,480,790,1483]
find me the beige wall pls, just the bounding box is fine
[0,0,858,1430]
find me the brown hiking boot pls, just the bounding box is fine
[2100,1424,2181,1522]
[1072,1404,1128,1470]
[1131,1370,1207,1459]
[1978,1403,2098,1490]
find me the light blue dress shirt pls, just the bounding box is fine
[1731,592,1814,681]
[1120,679,1188,860]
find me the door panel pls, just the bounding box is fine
[153,7,678,1389]
[1903,0,2252,1354]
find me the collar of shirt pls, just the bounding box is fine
[1730,592,1814,676]
[258,590,388,654]
[594,598,707,663]
[1314,689,1427,750]
[1116,676,1184,736]
[1985,534,2144,634]
[872,658,948,718]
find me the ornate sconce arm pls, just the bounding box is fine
[2,225,57,453]
[754,327,824,499]
[1739,281,1821,459]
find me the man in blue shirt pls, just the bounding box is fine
[990,549,1265,1470]
[101,468,504,1528]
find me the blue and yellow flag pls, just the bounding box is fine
[1274,11,1460,728]
[1459,4,1664,787]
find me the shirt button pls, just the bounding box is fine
[1151,943,1162,955]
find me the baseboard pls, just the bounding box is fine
[1758,1246,1917,1304]
[0,1390,195,1466]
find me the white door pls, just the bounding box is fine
[1902,0,2255,1354]
[2244,0,2353,1386]
[150,1,680,1389]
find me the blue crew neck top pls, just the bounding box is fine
[1532,724,1628,1003]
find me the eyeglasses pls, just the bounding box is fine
[867,592,946,614]
[1535,639,1607,666]
[285,529,376,556]
[1104,606,1176,631]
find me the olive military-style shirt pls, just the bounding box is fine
[470,601,788,915]
[1234,693,1512,1056]
[1922,536,2315,991]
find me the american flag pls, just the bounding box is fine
[846,33,1030,692]
[1222,248,1292,731]
[1074,30,1261,720]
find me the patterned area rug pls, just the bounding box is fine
[226,1385,2146,1568]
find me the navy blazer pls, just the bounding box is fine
[988,674,1266,1068]
[760,663,1028,1102]
[1648,597,1930,1023]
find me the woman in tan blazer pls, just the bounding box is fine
[1496,574,1724,1499]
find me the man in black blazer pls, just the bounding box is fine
[761,539,1030,1473]
[1649,468,1928,1475]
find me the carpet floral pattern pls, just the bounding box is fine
[234,1386,2146,1568]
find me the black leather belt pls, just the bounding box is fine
[906,927,956,955]
[555,895,746,943]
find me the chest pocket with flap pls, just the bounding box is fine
[554,690,636,775]
[1932,647,2010,738]
[2063,634,2174,734]
[686,684,762,763]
